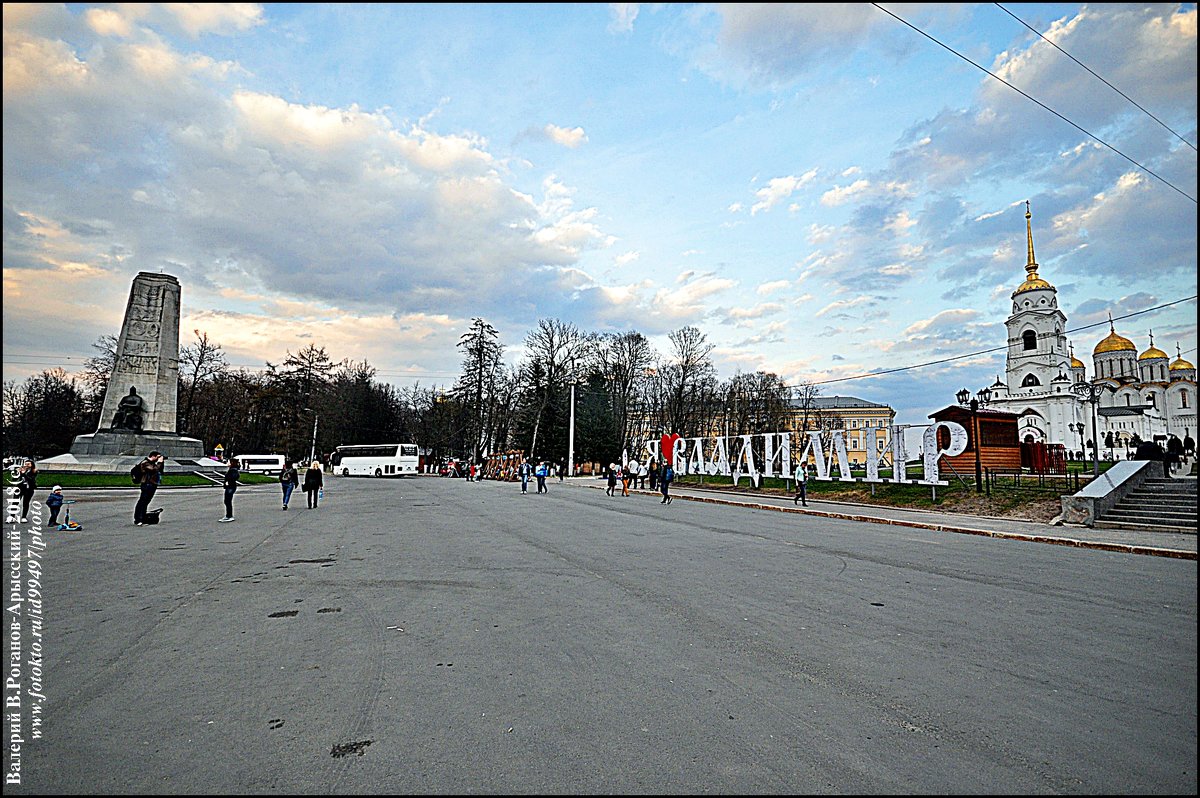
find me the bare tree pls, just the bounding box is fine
[593,331,655,454]
[80,334,118,422]
[520,319,590,459]
[661,325,716,438]
[178,329,228,433]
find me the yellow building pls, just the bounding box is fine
[786,395,896,465]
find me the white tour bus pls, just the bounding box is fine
[236,454,287,475]
[331,443,420,477]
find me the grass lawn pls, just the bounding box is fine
[34,472,278,489]
[675,466,1078,523]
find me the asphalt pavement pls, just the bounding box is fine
[607,477,1198,560]
[5,475,1196,794]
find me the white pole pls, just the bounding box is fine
[310,414,319,464]
[568,383,576,477]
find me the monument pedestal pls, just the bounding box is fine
[37,431,206,474]
[68,430,204,459]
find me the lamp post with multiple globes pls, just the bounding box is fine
[956,386,993,493]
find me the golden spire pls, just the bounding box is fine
[1025,200,1037,277]
[1012,200,1053,296]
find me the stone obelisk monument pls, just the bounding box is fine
[98,272,182,434]
[42,272,204,472]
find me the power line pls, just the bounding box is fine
[871,3,1197,204]
[802,295,1198,388]
[994,3,1197,152]
[4,297,1196,391]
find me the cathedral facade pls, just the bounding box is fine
[985,203,1196,455]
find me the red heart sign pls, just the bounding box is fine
[660,433,673,458]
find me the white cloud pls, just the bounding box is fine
[755,279,790,296]
[544,123,588,148]
[750,169,817,215]
[820,179,871,207]
[608,3,640,34]
[814,296,872,318]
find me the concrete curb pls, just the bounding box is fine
[577,482,1196,561]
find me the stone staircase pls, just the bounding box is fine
[1095,477,1198,532]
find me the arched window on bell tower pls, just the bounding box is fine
[1022,373,1041,387]
[1022,330,1037,351]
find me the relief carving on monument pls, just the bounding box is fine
[118,355,160,375]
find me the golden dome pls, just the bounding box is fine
[1093,316,1136,355]
[1171,356,1195,371]
[1013,275,1054,295]
[1138,346,1168,361]
[1094,330,1136,355]
[1070,354,1085,368]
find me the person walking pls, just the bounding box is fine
[518,459,531,494]
[621,463,632,496]
[536,461,548,493]
[304,460,324,508]
[660,461,674,504]
[279,460,299,510]
[219,457,240,522]
[16,460,38,522]
[793,462,810,507]
[648,459,659,492]
[1166,434,1184,475]
[606,464,618,497]
[133,451,163,526]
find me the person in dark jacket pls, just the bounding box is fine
[303,460,324,508]
[660,463,674,505]
[134,452,163,526]
[46,485,64,527]
[279,461,299,510]
[16,460,37,522]
[1165,435,1184,475]
[220,458,240,522]
[1132,439,1165,462]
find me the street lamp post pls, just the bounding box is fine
[956,386,992,493]
[568,381,576,478]
[1068,422,1085,461]
[1072,382,1110,478]
[303,407,319,465]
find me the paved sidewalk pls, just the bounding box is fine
[567,478,1197,560]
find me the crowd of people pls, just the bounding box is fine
[6,430,1194,530]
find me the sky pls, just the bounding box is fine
[3,3,1197,430]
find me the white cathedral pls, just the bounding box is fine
[985,202,1196,455]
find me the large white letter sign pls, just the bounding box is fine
[864,430,880,482]
[826,430,854,481]
[731,435,761,487]
[762,432,791,480]
[918,422,968,485]
[888,427,910,484]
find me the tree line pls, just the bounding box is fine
[3,320,837,468]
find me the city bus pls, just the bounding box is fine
[235,454,287,475]
[331,444,420,477]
